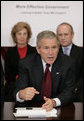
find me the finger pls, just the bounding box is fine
[25,93,35,100]
[35,90,39,94]
[27,92,35,97]
[26,90,39,99]
[42,102,53,111]
[29,88,39,94]
[44,96,48,102]
[42,101,50,109]
[45,107,52,112]
[26,88,37,94]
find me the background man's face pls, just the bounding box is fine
[57,25,74,47]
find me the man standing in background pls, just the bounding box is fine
[57,22,83,102]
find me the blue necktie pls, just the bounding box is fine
[64,47,69,55]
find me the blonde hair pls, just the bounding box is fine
[11,22,32,43]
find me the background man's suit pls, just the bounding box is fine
[14,52,75,107]
[59,44,83,101]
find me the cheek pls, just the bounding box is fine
[55,50,59,56]
[16,36,21,40]
[41,52,47,58]
[41,52,48,59]
[15,35,18,40]
[25,35,28,39]
[58,36,61,41]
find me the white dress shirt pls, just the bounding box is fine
[16,59,61,107]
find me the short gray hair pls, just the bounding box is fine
[36,30,60,48]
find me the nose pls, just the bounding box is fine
[49,48,53,55]
[21,34,25,39]
[61,35,65,40]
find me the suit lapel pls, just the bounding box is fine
[59,46,63,54]
[33,54,44,92]
[51,53,62,75]
[70,44,76,57]
[51,53,62,97]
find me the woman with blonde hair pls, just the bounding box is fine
[4,22,36,101]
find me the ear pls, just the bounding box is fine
[36,46,40,54]
[72,32,74,39]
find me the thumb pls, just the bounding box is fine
[44,96,48,102]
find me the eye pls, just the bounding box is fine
[58,34,62,36]
[52,46,57,49]
[64,33,68,36]
[44,46,49,49]
[18,33,21,35]
[24,32,27,35]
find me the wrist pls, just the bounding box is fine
[52,99,56,107]
[19,90,23,100]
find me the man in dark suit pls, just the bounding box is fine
[56,22,83,102]
[1,62,4,101]
[14,31,75,111]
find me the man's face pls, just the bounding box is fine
[36,37,59,64]
[57,24,74,47]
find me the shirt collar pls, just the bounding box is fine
[41,59,52,72]
[62,43,72,50]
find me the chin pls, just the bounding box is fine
[48,60,55,64]
[61,42,68,47]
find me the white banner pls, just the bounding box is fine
[1,1,83,47]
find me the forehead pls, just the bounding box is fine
[17,28,27,33]
[58,24,71,32]
[41,37,58,46]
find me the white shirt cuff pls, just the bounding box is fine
[16,92,61,106]
[16,92,24,102]
[53,98,61,107]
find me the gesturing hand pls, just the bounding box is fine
[42,96,56,111]
[19,87,39,101]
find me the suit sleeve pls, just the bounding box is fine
[56,58,75,106]
[14,59,30,101]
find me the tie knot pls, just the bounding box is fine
[64,47,69,55]
[45,64,50,72]
[46,64,50,68]
[64,47,68,51]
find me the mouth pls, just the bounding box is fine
[47,57,54,60]
[20,39,24,41]
[62,40,67,42]
[46,56,56,64]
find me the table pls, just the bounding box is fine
[1,102,83,120]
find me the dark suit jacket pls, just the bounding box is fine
[59,44,83,101]
[1,63,4,101]
[14,52,75,107]
[4,44,36,101]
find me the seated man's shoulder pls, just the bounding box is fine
[19,52,38,65]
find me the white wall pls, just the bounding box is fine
[1,1,83,47]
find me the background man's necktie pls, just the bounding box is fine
[64,47,69,55]
[41,64,52,99]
